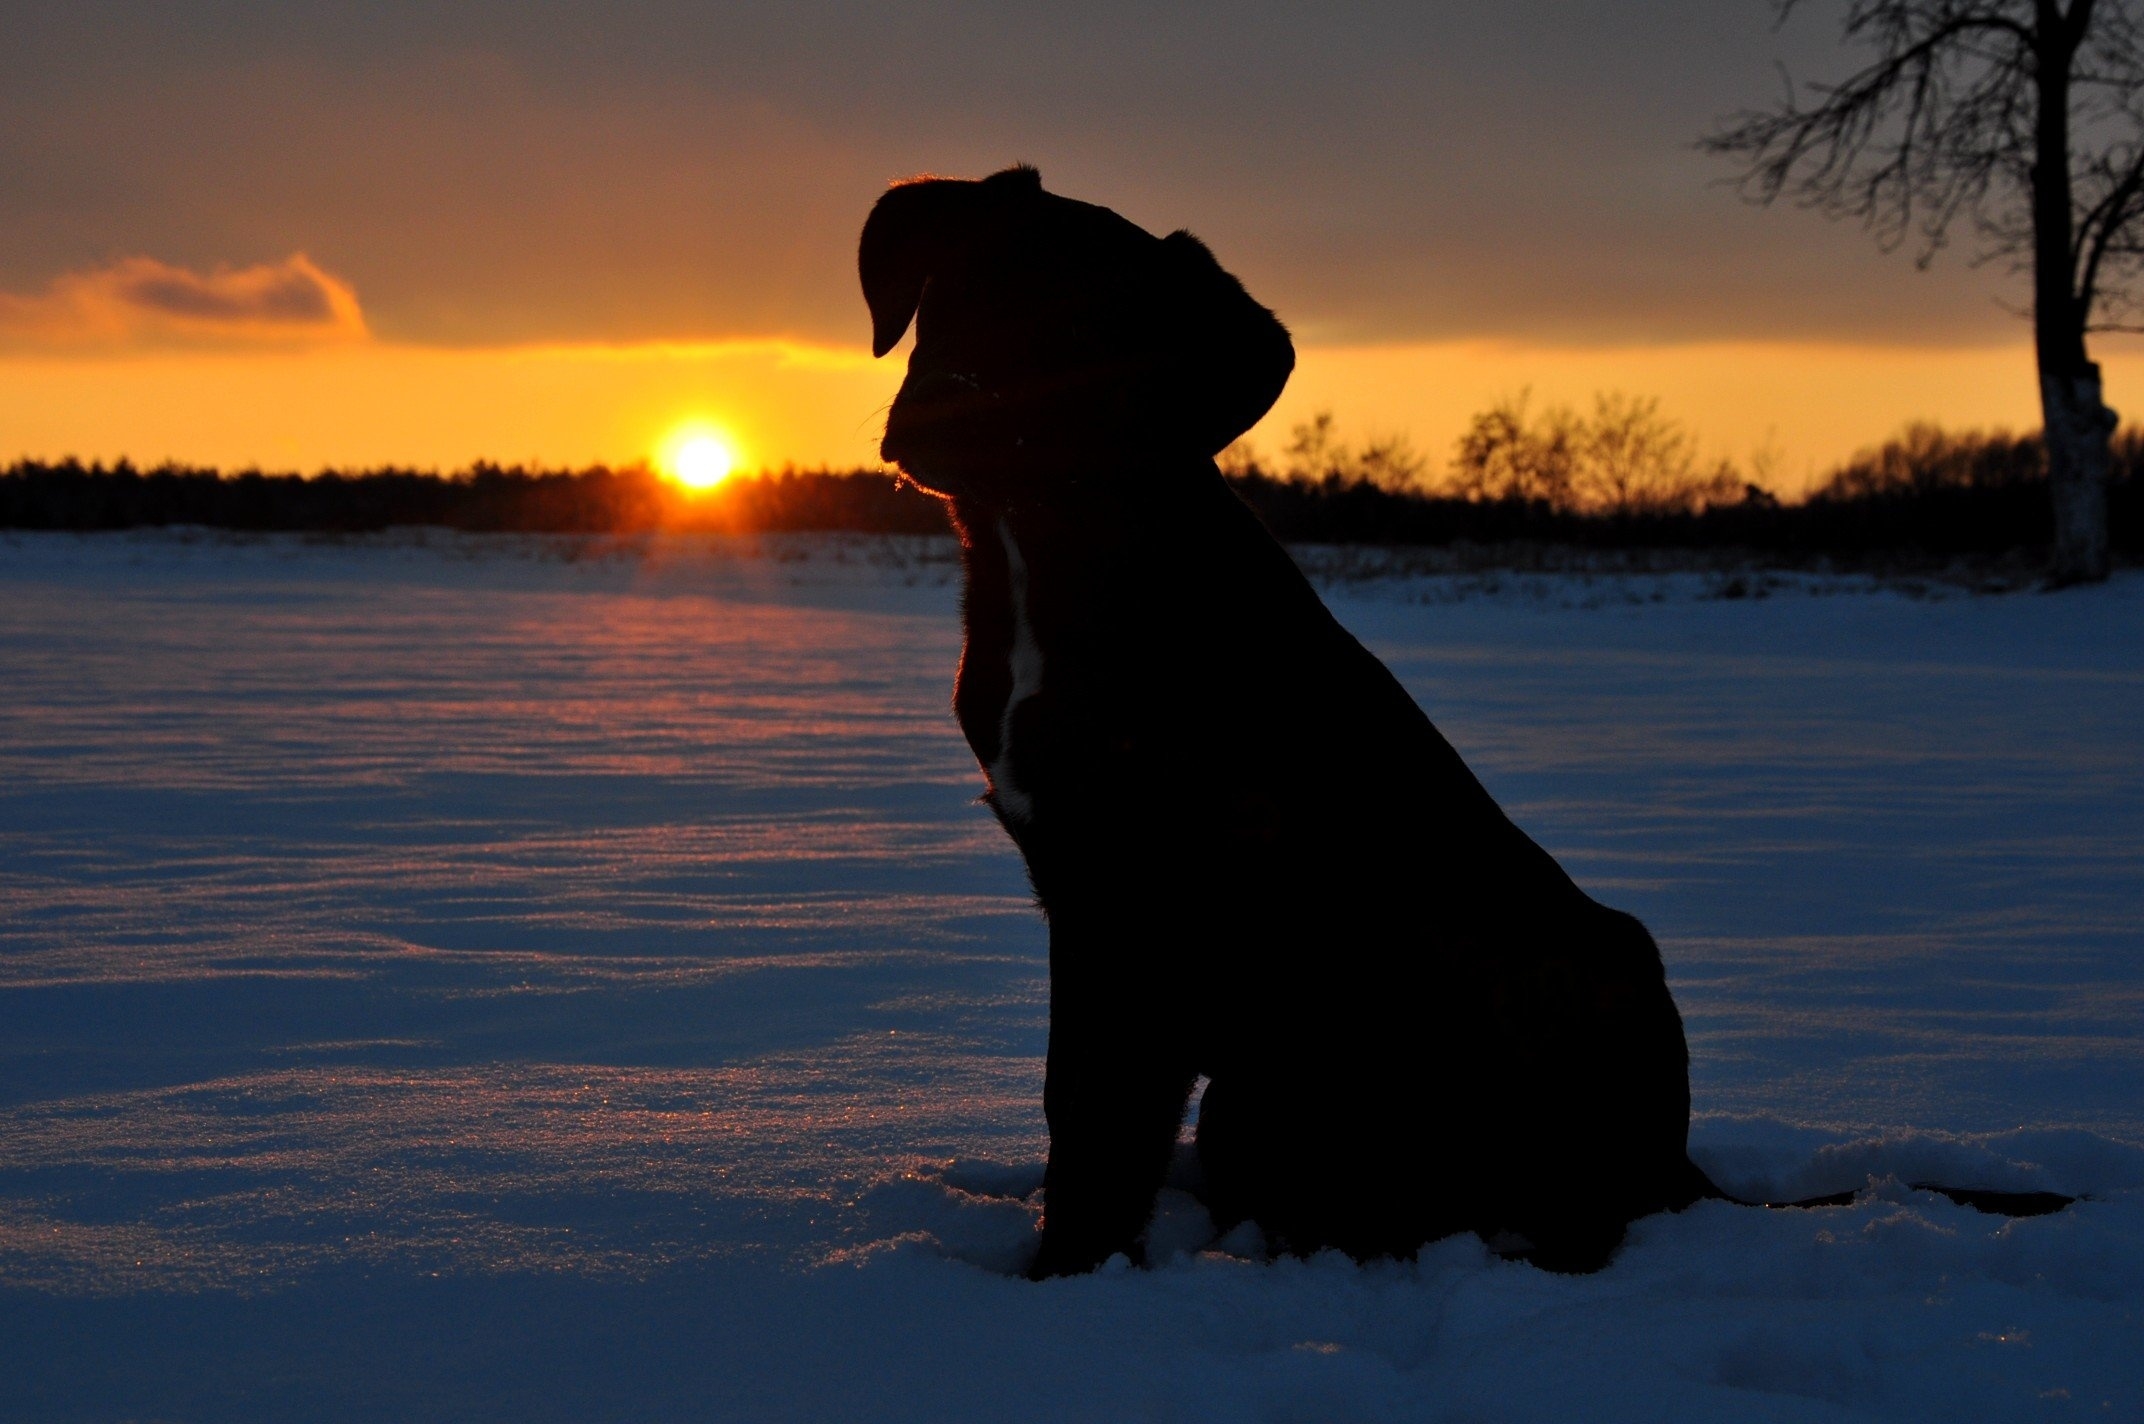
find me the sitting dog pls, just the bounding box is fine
[861,165,1703,1277]
[857,167,2055,1279]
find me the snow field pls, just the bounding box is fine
[0,531,2138,1421]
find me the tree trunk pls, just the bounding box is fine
[2031,5,2114,584]
[2039,363,2116,584]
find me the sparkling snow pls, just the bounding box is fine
[1,531,2138,1422]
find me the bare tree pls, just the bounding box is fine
[1450,392,1583,507]
[1578,392,1741,515]
[1705,0,2144,583]
[1279,411,1432,490]
[1449,391,1741,515]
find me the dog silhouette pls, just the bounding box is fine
[860,167,2059,1279]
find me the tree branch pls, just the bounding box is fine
[2076,141,2144,315]
[1702,9,2039,256]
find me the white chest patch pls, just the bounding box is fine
[990,518,1045,823]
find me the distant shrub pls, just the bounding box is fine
[1448,394,1584,507]
[1272,411,1434,491]
[1785,422,2142,556]
[1447,392,1742,515]
[1812,423,2046,500]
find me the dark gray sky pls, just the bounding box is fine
[0,0,2031,350]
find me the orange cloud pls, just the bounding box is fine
[0,254,367,349]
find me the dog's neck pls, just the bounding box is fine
[934,450,1223,548]
[939,450,1240,826]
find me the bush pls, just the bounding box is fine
[1812,423,2046,500]
[1447,391,1741,515]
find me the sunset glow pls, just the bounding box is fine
[657,424,743,490]
[8,7,2144,492]
[6,335,2141,497]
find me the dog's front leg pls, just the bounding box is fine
[1029,930,1194,1279]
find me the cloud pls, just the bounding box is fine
[0,254,367,348]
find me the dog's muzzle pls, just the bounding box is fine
[881,369,1001,468]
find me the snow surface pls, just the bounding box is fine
[1,530,2139,1423]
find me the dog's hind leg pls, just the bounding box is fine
[1473,912,1701,1272]
[1195,1062,1476,1261]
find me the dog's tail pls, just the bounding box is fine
[1676,1156,2074,1217]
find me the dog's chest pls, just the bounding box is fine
[965,518,1047,823]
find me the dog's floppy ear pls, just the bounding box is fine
[859,166,1041,357]
[1158,231,1296,454]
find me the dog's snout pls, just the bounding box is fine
[900,368,988,405]
[884,368,999,466]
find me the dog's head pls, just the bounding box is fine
[861,166,1294,499]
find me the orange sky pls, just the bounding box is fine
[10,6,2144,493]
[6,326,2140,497]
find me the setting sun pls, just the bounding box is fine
[659,424,741,490]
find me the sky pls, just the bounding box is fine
[5,0,2140,490]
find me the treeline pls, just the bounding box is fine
[1221,418,2142,557]
[3,419,2138,560]
[0,462,950,537]
[1219,402,2141,559]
